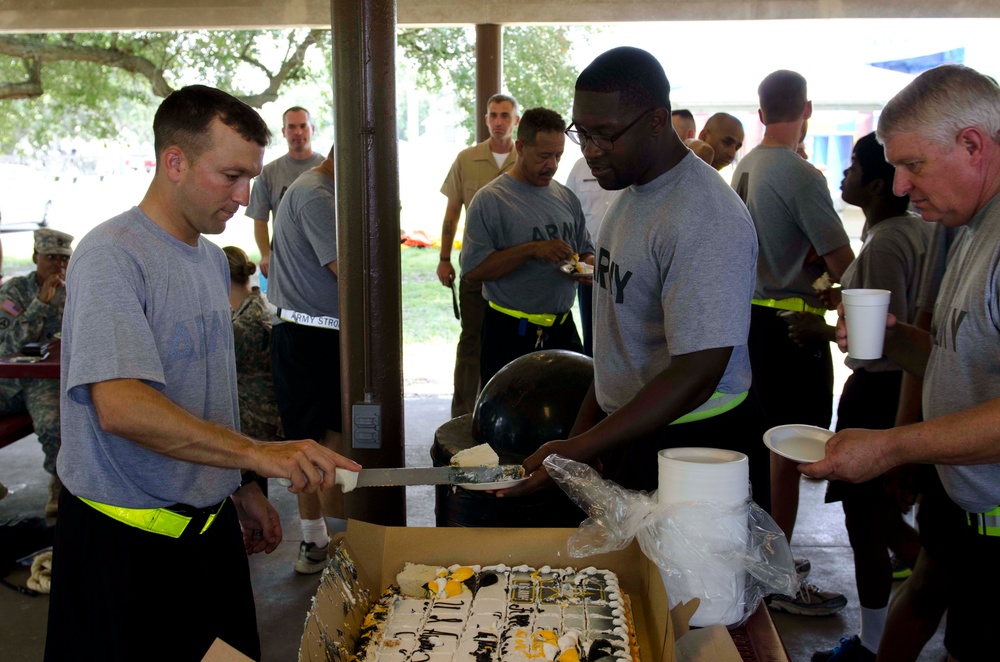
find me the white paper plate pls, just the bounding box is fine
[458,478,525,491]
[763,424,833,463]
[559,262,594,275]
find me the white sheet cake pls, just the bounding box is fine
[354,564,639,662]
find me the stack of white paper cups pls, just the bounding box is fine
[657,447,749,627]
[841,289,891,360]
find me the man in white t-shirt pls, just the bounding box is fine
[564,156,616,356]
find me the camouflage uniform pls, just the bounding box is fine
[0,271,64,474]
[232,287,283,441]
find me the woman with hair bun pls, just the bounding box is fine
[224,246,283,485]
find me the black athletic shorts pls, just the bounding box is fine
[917,468,1000,661]
[825,369,902,504]
[45,488,259,661]
[271,322,343,441]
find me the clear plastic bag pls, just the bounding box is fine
[544,455,798,628]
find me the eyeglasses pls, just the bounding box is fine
[565,107,656,151]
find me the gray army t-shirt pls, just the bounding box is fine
[57,207,241,509]
[594,152,758,414]
[245,152,325,222]
[842,213,930,372]
[461,174,593,314]
[732,146,850,307]
[267,168,339,319]
[925,194,1000,512]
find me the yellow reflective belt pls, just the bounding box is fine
[670,390,748,425]
[752,297,827,316]
[79,496,225,539]
[489,301,569,327]
[967,505,1000,537]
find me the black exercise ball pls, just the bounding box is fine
[471,350,594,458]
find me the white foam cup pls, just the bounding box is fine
[841,289,891,360]
[656,448,749,627]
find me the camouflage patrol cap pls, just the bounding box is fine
[33,229,74,256]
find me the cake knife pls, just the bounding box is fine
[275,465,524,490]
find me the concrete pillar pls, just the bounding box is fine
[331,0,406,525]
[475,24,503,142]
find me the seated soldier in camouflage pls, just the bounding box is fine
[0,228,74,517]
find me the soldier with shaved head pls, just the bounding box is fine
[700,112,745,171]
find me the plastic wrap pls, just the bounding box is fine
[544,455,798,628]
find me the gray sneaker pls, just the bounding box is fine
[767,582,847,616]
[795,557,811,581]
[294,541,330,575]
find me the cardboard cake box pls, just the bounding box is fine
[297,519,677,662]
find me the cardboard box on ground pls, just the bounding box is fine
[202,520,787,662]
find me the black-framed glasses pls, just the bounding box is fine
[565,107,656,151]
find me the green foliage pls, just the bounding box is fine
[0,56,155,153]
[0,26,594,155]
[397,25,596,138]
[0,30,323,154]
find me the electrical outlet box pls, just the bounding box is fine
[352,402,381,449]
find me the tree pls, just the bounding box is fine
[0,30,326,153]
[0,26,594,154]
[397,25,592,137]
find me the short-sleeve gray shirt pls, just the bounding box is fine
[732,146,850,306]
[56,207,240,509]
[594,153,758,414]
[460,174,593,314]
[925,195,1000,512]
[245,152,325,223]
[267,168,339,319]
[841,213,930,372]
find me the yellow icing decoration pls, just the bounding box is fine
[558,650,580,662]
[450,567,474,582]
[436,569,448,577]
[427,579,442,593]
[444,579,462,597]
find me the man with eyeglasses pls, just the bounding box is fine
[460,107,593,387]
[0,228,73,517]
[501,48,769,516]
[732,70,854,617]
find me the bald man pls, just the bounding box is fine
[699,112,745,171]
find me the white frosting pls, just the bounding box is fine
[358,565,635,662]
[449,444,499,467]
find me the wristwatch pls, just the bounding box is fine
[239,471,262,488]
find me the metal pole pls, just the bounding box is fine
[475,24,502,142]
[331,0,406,526]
